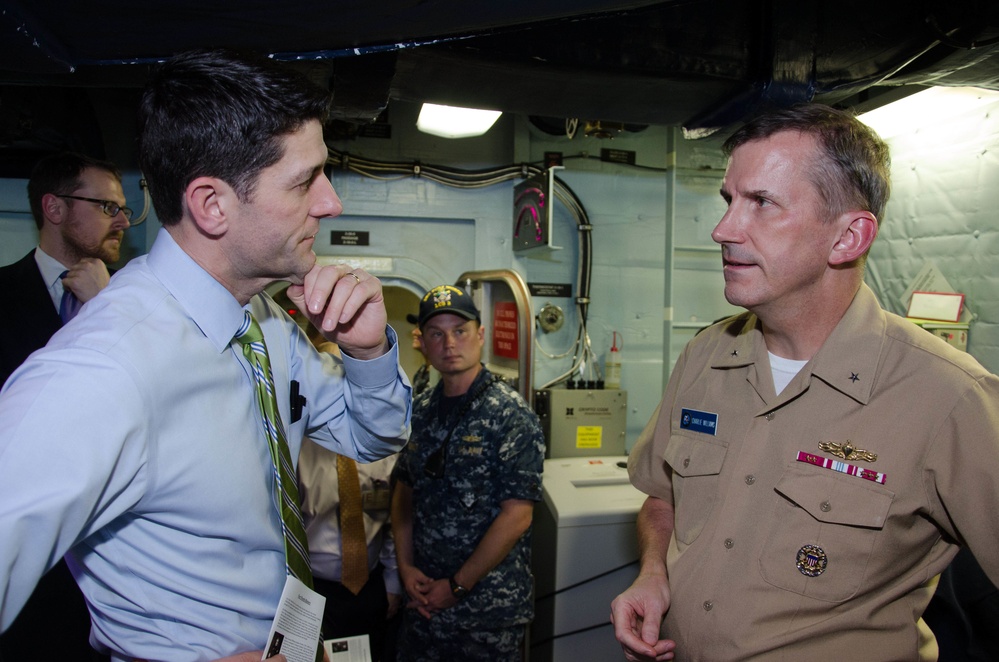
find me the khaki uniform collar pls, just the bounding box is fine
[807,283,885,406]
[709,284,885,408]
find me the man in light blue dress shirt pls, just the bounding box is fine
[0,151,130,662]
[0,50,411,662]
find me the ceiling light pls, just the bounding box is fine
[859,86,999,138]
[416,103,502,138]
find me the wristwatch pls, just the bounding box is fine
[449,576,469,600]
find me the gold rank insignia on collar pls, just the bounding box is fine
[818,440,877,463]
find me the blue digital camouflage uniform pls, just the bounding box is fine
[394,365,545,660]
[411,363,431,398]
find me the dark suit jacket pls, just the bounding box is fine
[0,249,108,661]
[0,250,63,388]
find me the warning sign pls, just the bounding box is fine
[493,302,519,359]
[576,426,603,449]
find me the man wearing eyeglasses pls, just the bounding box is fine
[0,150,128,660]
[392,284,545,661]
[0,151,131,387]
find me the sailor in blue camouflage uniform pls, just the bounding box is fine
[392,284,544,661]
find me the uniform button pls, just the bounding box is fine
[820,501,832,512]
[745,475,756,485]
[765,412,775,421]
[683,458,690,468]
[724,538,734,549]
[703,601,713,611]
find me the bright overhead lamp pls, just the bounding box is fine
[416,103,502,138]
[859,86,999,138]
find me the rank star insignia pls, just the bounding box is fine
[849,372,860,382]
[731,350,738,357]
[818,440,878,462]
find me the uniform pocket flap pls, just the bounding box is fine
[664,434,728,478]
[775,464,894,529]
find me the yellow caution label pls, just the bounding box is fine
[576,426,603,449]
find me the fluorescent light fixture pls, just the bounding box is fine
[417,103,502,138]
[859,86,999,138]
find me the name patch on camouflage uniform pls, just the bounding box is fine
[459,434,483,456]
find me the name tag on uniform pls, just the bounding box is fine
[680,408,718,436]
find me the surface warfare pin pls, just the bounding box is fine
[796,544,828,577]
[818,440,877,463]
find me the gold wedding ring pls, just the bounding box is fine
[346,272,361,284]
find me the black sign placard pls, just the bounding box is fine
[600,148,636,165]
[528,282,573,298]
[331,230,370,246]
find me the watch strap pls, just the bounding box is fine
[449,576,469,599]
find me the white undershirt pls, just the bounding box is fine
[769,351,808,395]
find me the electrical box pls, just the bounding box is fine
[534,389,627,458]
[512,167,563,253]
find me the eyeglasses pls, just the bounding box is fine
[57,195,133,220]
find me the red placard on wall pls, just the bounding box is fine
[493,301,519,359]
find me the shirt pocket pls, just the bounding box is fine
[759,464,894,602]
[448,452,488,512]
[663,433,729,546]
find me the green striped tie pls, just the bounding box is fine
[235,312,314,587]
[237,313,324,661]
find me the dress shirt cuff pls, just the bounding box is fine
[339,325,403,388]
[383,567,402,596]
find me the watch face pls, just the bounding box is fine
[449,577,468,598]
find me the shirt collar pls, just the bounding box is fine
[708,284,884,405]
[807,284,885,405]
[34,246,70,311]
[34,246,69,288]
[146,227,247,354]
[709,315,762,370]
[428,364,492,405]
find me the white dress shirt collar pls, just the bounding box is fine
[33,246,70,312]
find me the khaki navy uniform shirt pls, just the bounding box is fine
[629,284,999,661]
